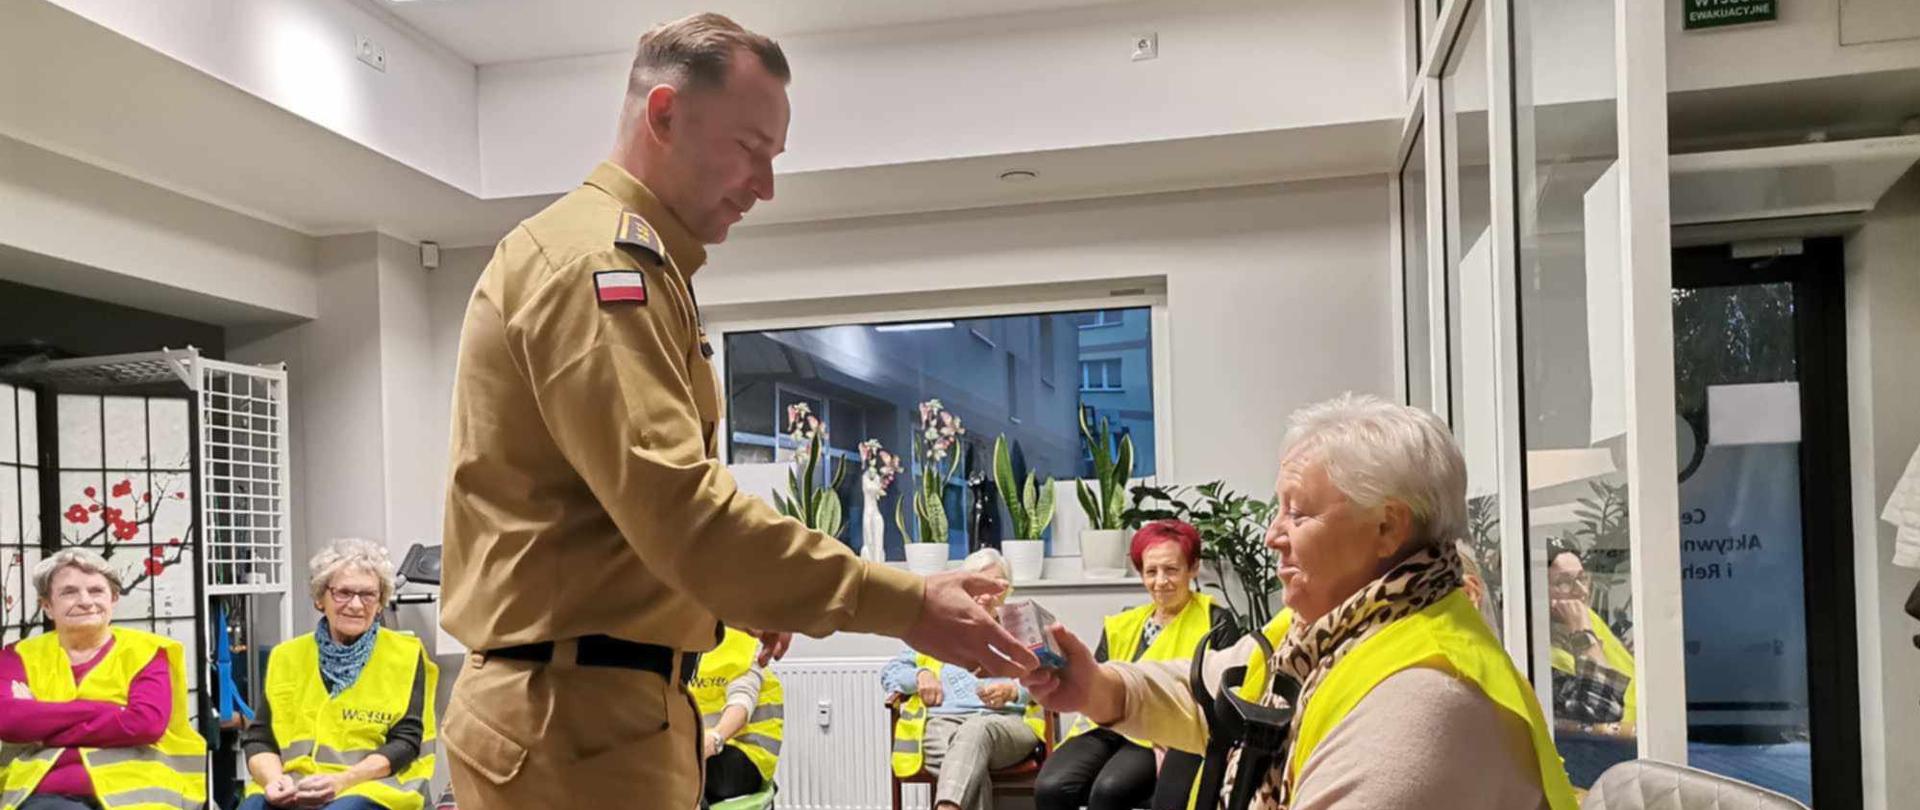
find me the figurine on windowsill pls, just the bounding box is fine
[966,442,1001,552]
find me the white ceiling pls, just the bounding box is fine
[377,0,1143,65]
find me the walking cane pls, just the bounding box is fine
[1186,627,1302,810]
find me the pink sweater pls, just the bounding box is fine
[0,637,175,800]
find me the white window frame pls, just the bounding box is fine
[1079,358,1124,393]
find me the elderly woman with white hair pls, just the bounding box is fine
[239,539,438,810]
[0,549,208,810]
[881,548,1046,810]
[1023,394,1578,810]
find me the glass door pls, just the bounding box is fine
[1671,239,1862,808]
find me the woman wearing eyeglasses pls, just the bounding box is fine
[240,539,439,810]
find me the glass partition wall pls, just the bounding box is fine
[1395,0,1680,788]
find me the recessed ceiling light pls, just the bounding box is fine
[874,322,956,333]
[998,169,1038,183]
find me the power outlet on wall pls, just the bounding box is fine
[356,33,387,72]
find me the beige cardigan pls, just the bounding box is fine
[1104,633,1550,810]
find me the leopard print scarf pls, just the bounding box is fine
[1219,543,1464,810]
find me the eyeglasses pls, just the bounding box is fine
[327,587,381,606]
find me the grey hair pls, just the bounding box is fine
[308,538,397,606]
[33,548,124,600]
[961,548,1011,581]
[1280,393,1468,550]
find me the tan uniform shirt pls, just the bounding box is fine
[441,161,924,654]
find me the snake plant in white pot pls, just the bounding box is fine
[1076,409,1134,578]
[993,435,1056,582]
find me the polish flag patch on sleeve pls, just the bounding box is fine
[594,270,648,304]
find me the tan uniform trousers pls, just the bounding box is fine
[443,645,703,808]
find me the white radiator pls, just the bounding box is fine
[770,657,929,810]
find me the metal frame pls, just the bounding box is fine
[1614,0,1684,762]
[1393,0,1685,759]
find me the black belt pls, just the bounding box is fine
[484,635,699,682]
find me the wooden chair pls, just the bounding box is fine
[886,692,1060,810]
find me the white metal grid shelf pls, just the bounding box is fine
[199,360,290,595]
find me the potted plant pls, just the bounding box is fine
[771,405,847,539]
[993,435,1056,582]
[1125,481,1281,634]
[1075,409,1134,578]
[896,399,965,574]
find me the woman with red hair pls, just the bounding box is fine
[1034,520,1238,810]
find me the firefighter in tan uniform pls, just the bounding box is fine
[438,13,1039,808]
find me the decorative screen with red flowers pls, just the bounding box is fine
[1,382,39,645]
[27,392,202,711]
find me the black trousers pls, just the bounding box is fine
[17,797,101,810]
[703,745,766,806]
[1035,728,1203,810]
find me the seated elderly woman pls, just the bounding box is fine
[240,539,438,810]
[1037,519,1238,810]
[0,549,208,810]
[693,626,785,808]
[1022,394,1578,810]
[882,549,1045,810]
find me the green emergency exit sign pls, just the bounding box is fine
[1685,0,1777,30]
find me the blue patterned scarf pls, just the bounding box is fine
[316,617,379,696]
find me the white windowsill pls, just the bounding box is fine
[883,557,1138,591]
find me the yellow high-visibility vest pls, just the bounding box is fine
[691,629,785,782]
[2,628,208,810]
[245,628,439,810]
[1218,591,1576,810]
[890,656,1045,778]
[1550,607,1638,732]
[1066,593,1219,745]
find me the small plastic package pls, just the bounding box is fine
[1000,598,1067,669]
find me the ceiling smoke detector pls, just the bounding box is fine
[998,169,1038,183]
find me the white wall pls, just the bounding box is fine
[0,135,317,324]
[1668,0,1920,93]
[46,0,483,192]
[228,232,443,634]
[703,177,1395,500]
[1844,166,1920,810]
[476,0,1406,197]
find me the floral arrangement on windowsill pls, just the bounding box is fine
[896,399,966,544]
[859,439,904,491]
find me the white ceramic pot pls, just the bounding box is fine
[1080,529,1131,579]
[1002,539,1046,582]
[904,542,949,574]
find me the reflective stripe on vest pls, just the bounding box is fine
[2,628,209,810]
[245,628,439,810]
[890,656,1046,778]
[1550,607,1638,732]
[1280,590,1579,810]
[690,628,785,782]
[1067,593,1217,745]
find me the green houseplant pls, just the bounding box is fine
[896,399,965,573]
[1075,409,1134,578]
[993,435,1056,581]
[771,404,847,538]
